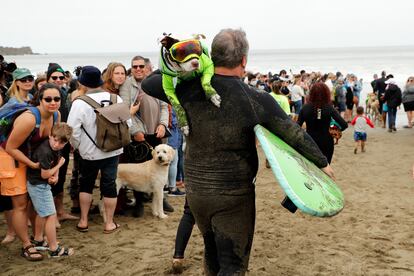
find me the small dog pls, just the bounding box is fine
[329,125,342,145]
[159,33,221,136]
[100,144,175,221]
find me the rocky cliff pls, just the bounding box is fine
[0,46,34,55]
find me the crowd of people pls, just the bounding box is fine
[1,28,414,274]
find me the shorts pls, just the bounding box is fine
[403,101,414,112]
[337,102,346,112]
[27,182,56,217]
[0,149,27,196]
[382,103,388,112]
[354,131,367,141]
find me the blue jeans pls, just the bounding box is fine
[168,149,179,189]
[388,107,397,129]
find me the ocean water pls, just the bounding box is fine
[4,45,414,125]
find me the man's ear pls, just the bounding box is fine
[241,56,247,69]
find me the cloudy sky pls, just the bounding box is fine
[2,0,413,53]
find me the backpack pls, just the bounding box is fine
[78,94,130,152]
[0,102,58,149]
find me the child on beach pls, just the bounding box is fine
[351,106,374,154]
[26,123,74,257]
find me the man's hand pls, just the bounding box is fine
[321,164,335,181]
[155,125,166,139]
[133,132,145,142]
[130,101,140,115]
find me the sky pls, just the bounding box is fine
[2,0,413,53]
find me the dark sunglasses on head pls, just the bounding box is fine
[18,76,34,82]
[51,76,65,81]
[132,64,146,69]
[42,96,61,103]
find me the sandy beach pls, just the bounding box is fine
[1,124,414,275]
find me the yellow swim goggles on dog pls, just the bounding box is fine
[169,39,203,63]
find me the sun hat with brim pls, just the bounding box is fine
[12,68,33,81]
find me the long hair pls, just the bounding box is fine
[308,82,332,108]
[102,62,127,94]
[29,83,60,106]
[7,80,29,103]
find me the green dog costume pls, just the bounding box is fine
[159,35,220,135]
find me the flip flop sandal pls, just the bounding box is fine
[21,244,44,261]
[48,245,74,258]
[103,222,120,234]
[76,225,89,232]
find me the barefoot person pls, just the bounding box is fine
[142,28,335,275]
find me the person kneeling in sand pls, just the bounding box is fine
[26,123,74,257]
[351,107,374,154]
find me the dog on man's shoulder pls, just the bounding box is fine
[100,144,175,222]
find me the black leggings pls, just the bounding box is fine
[173,197,195,259]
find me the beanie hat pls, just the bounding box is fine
[78,66,103,88]
[46,63,65,81]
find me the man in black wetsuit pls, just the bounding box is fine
[142,28,334,276]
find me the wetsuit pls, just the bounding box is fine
[142,71,328,275]
[298,104,348,164]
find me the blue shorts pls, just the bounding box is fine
[354,132,367,141]
[27,182,56,217]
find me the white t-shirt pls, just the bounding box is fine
[290,85,305,102]
[68,91,131,160]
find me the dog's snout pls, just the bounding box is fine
[158,156,163,161]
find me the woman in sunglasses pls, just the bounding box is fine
[1,83,61,261]
[6,68,34,104]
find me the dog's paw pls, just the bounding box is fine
[210,94,221,108]
[159,213,168,219]
[181,126,190,136]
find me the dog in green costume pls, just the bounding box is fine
[159,34,221,136]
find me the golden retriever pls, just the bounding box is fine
[100,144,175,221]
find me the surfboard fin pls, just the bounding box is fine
[281,196,298,213]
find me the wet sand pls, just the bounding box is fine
[1,125,414,275]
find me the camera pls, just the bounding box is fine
[73,66,83,78]
[0,55,17,74]
[0,55,17,89]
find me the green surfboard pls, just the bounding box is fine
[254,124,344,217]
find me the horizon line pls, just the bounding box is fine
[7,43,413,56]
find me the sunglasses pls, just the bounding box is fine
[170,39,202,63]
[132,64,146,69]
[42,96,61,103]
[18,76,34,82]
[51,76,65,81]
